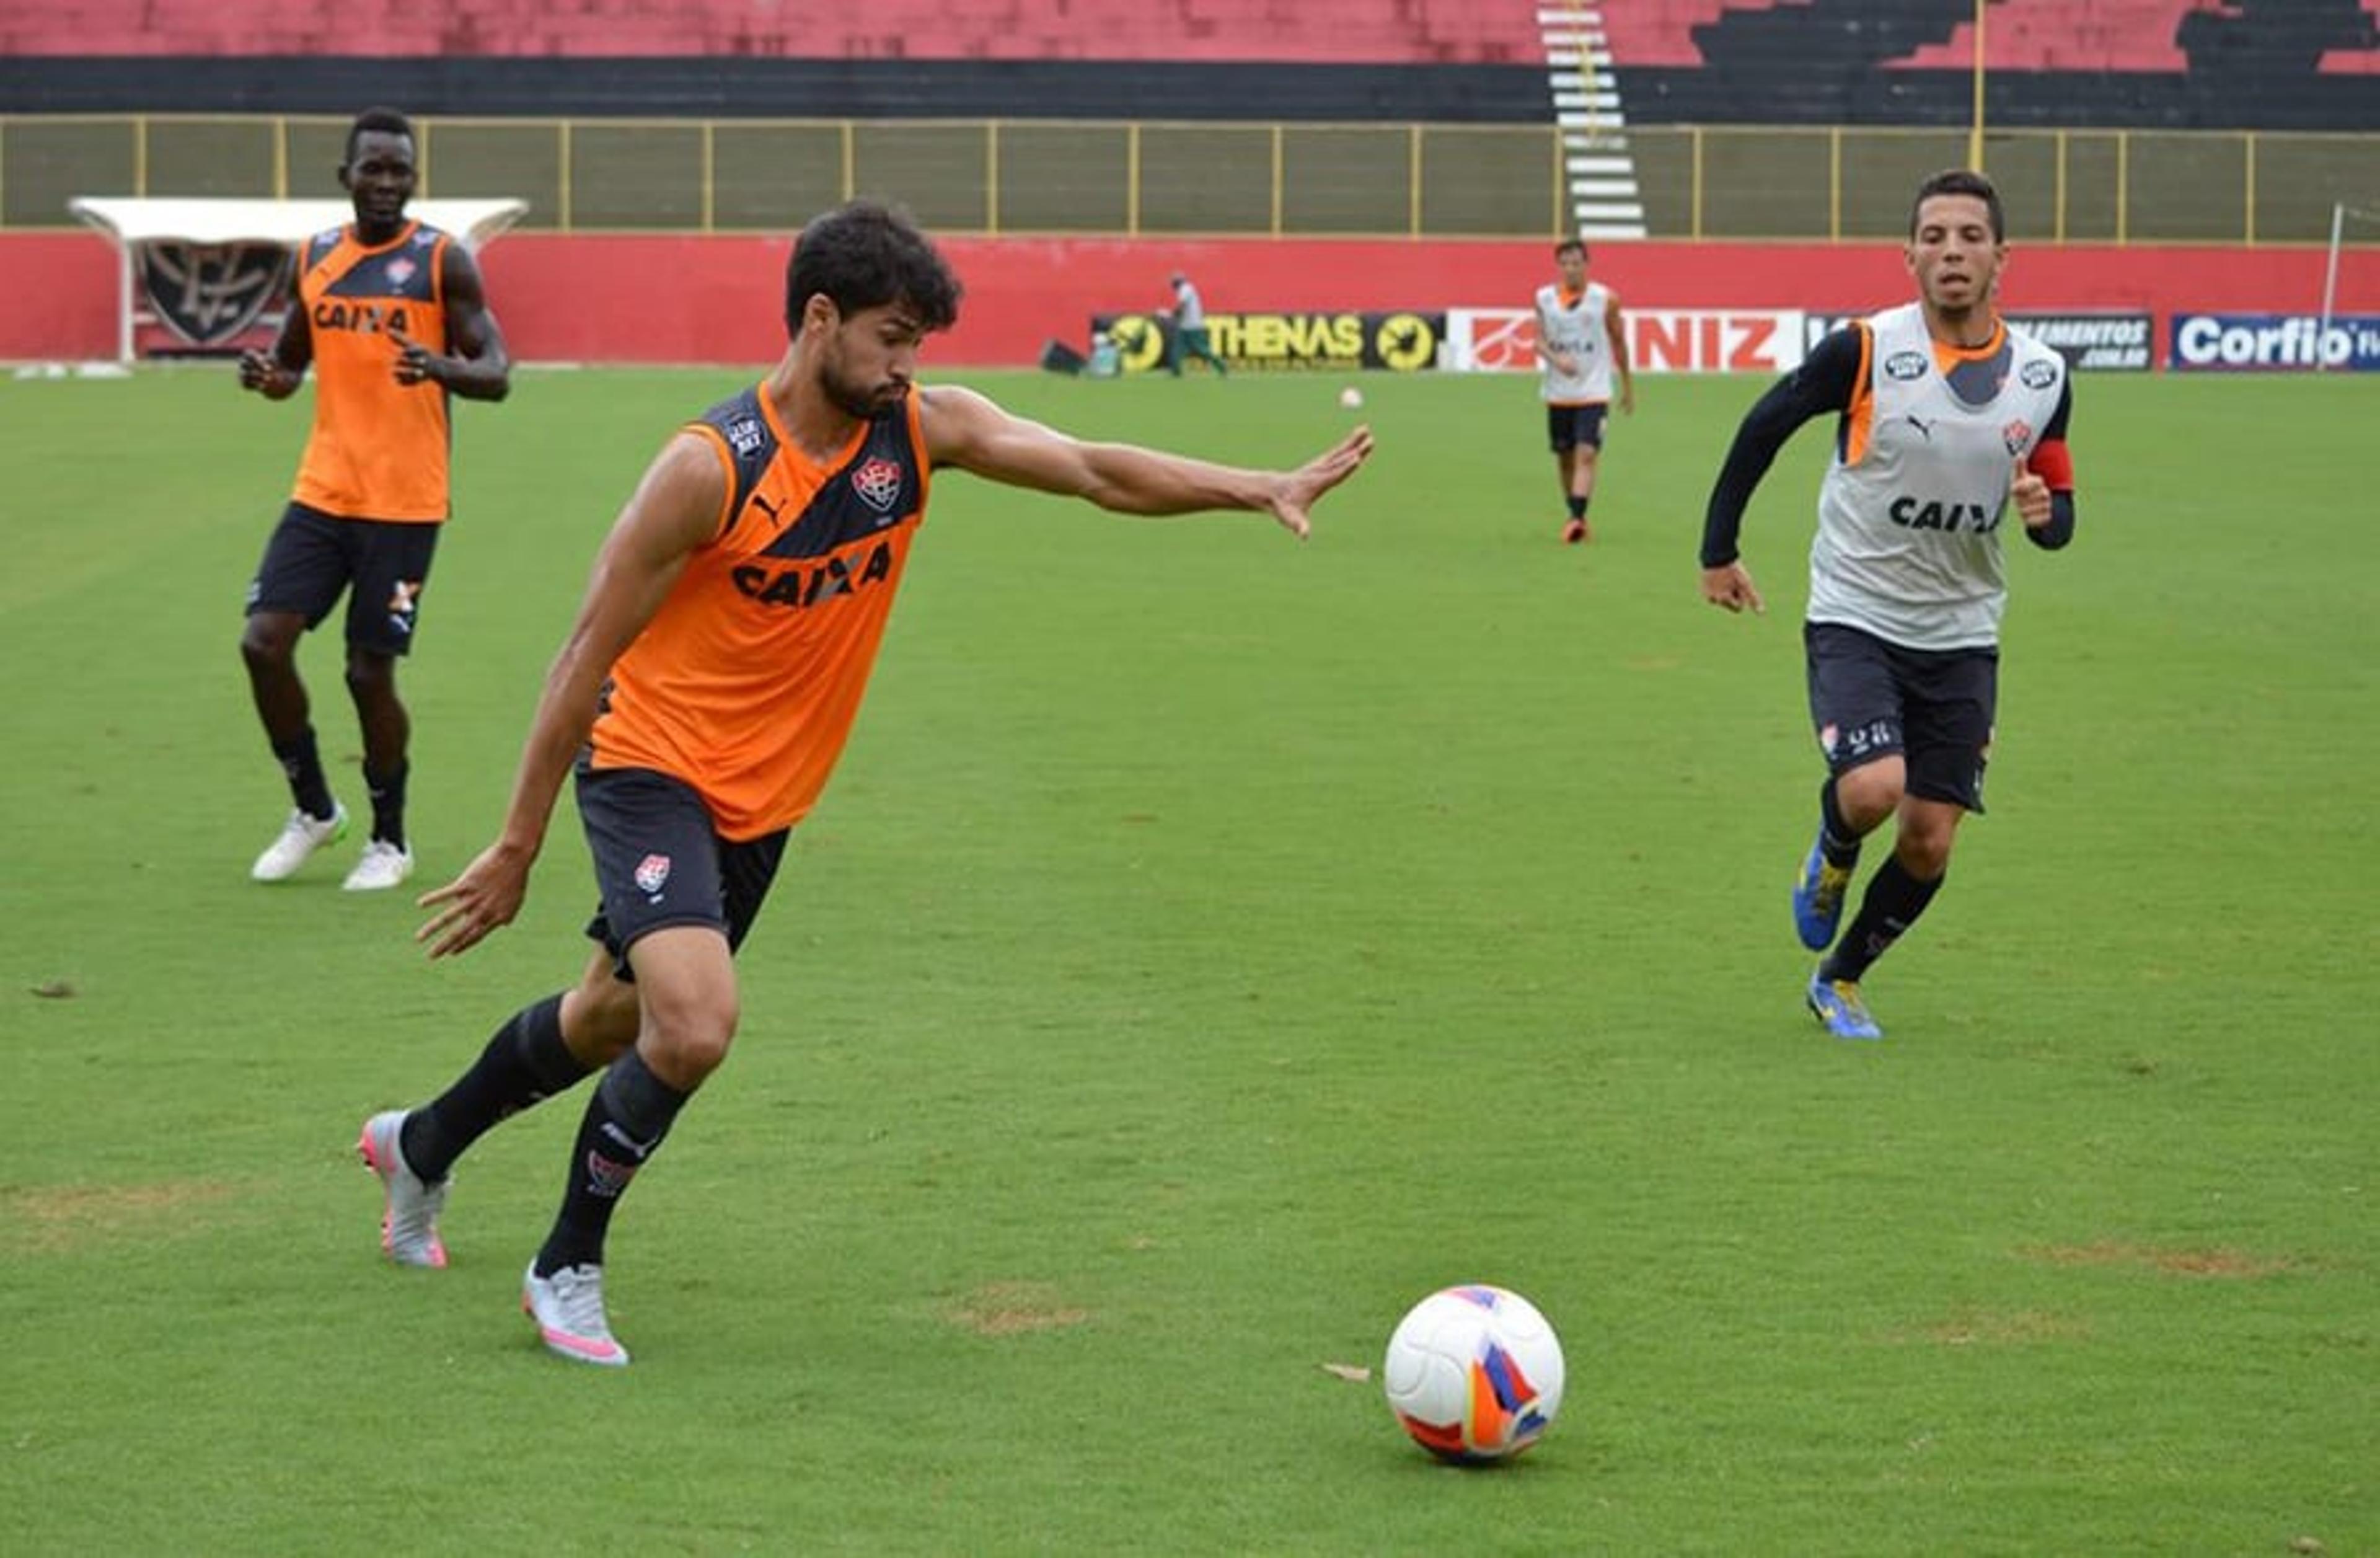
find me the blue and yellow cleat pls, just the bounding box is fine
[1792,837,1853,952]
[1807,970,1884,1041]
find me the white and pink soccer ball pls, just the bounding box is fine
[1382,1284,1565,1462]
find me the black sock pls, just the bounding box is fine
[365,759,410,850]
[536,1048,692,1276]
[1566,494,1588,520]
[400,994,590,1182]
[1820,857,1944,983]
[271,728,336,820]
[1818,776,1863,869]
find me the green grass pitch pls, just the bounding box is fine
[1,361,2373,1554]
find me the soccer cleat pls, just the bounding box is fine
[522,1262,630,1368]
[357,1109,450,1268]
[1792,837,1854,951]
[251,802,348,882]
[1806,971,1884,1041]
[341,839,415,892]
[1560,516,1590,545]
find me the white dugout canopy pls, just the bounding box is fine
[69,196,527,361]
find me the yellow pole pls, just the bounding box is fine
[700,122,714,233]
[1408,123,1422,238]
[419,117,433,196]
[2244,131,2257,245]
[1690,126,1703,241]
[840,121,855,201]
[135,115,149,197]
[1551,124,1564,238]
[986,120,1000,236]
[1829,126,1842,241]
[1127,122,1140,237]
[1970,0,1987,170]
[2115,131,2128,245]
[1269,124,1283,237]
[273,116,288,199]
[2053,129,2067,242]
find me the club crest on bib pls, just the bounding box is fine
[850,456,904,513]
[2002,419,2034,458]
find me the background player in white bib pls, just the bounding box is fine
[1696,170,2078,1040]
[1535,237,1634,544]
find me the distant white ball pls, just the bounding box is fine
[1382,1285,1564,1462]
[1338,385,1365,410]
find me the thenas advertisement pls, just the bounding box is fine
[1088,310,1445,373]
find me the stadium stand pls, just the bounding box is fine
[1608,0,2379,126]
[1891,0,2379,73]
[0,0,2370,126]
[0,0,1546,64]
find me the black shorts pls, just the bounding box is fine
[245,502,441,657]
[1804,621,1998,813]
[1546,403,1608,453]
[576,764,790,981]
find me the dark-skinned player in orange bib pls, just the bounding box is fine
[356,199,1375,1367]
[239,106,511,892]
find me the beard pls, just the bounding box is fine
[822,358,904,420]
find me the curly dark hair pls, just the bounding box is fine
[785,199,964,340]
[1910,169,2004,243]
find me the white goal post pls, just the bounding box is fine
[68,196,527,363]
[2319,200,2380,374]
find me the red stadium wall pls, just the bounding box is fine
[2,231,2374,366]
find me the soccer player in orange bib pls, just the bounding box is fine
[358,200,1374,1366]
[239,106,511,891]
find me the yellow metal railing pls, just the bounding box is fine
[3,113,2373,246]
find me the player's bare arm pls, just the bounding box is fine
[416,433,723,958]
[1533,303,1579,379]
[237,267,313,399]
[1607,293,1636,415]
[918,383,1374,539]
[392,243,511,399]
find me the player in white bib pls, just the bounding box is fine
[1535,239,1634,543]
[1697,170,2078,1040]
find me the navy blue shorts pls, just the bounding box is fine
[1804,621,1998,813]
[245,502,440,657]
[1546,403,1608,453]
[575,764,790,981]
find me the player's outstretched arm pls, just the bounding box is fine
[416,433,723,958]
[919,383,1374,539]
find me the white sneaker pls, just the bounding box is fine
[356,1109,449,1268]
[341,839,415,892]
[250,803,348,882]
[522,1262,630,1367]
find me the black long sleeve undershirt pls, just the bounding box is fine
[1699,326,2078,567]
